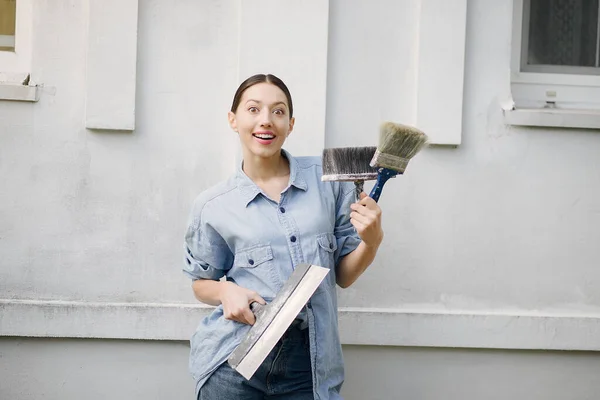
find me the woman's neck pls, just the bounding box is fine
[242,151,290,183]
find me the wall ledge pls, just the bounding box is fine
[503,108,600,130]
[2,299,600,351]
[0,82,40,102]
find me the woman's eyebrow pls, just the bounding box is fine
[245,99,287,108]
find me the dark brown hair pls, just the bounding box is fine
[230,74,294,118]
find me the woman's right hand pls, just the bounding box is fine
[219,281,266,325]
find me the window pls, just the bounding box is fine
[0,0,16,52]
[507,0,600,128]
[0,0,37,102]
[0,0,32,73]
[523,0,599,75]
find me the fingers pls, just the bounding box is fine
[350,210,370,225]
[350,218,367,233]
[358,194,379,209]
[351,192,384,248]
[251,293,266,305]
[224,303,255,325]
[242,307,256,325]
[351,200,381,218]
[352,192,380,209]
[222,289,266,325]
[224,304,248,323]
[350,192,381,232]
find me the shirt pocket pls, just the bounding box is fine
[316,232,338,288]
[317,232,338,257]
[232,244,279,295]
[234,244,274,269]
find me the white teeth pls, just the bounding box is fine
[254,134,275,139]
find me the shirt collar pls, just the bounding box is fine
[236,149,308,207]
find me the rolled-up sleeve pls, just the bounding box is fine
[333,182,362,264]
[183,204,233,281]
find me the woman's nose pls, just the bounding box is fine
[259,109,272,126]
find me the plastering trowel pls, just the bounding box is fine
[227,263,329,380]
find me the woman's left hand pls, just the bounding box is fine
[349,192,384,249]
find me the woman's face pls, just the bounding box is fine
[228,82,295,161]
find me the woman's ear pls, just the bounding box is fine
[287,117,295,136]
[228,111,238,132]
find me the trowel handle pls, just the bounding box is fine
[250,301,264,316]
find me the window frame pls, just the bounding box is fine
[0,0,16,51]
[0,0,32,74]
[507,0,600,128]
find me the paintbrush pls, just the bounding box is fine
[367,122,428,202]
[322,146,380,201]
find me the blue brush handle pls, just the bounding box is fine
[368,168,397,202]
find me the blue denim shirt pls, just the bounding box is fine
[183,150,361,399]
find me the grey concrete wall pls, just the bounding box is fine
[2,338,600,400]
[0,338,193,399]
[342,345,600,400]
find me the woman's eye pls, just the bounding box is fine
[273,109,284,115]
[248,106,259,113]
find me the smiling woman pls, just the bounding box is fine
[0,0,16,52]
[183,73,384,400]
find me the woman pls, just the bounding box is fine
[184,74,383,399]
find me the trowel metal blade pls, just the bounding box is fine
[227,263,329,380]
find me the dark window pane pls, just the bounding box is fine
[0,0,16,52]
[528,0,599,67]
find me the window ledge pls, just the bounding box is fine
[504,108,600,130]
[0,82,40,102]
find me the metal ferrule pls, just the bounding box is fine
[369,150,409,173]
[321,173,379,182]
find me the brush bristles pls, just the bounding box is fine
[321,146,379,181]
[370,122,428,173]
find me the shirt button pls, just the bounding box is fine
[329,243,334,249]
[248,259,254,265]
[279,207,286,213]
[290,236,297,243]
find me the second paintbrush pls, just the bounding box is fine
[322,146,381,201]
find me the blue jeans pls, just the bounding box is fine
[199,324,313,400]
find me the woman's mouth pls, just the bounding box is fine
[252,132,276,144]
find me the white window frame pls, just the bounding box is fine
[0,0,32,74]
[0,0,38,102]
[505,0,600,129]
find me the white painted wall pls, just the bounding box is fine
[2,0,600,399]
[328,0,600,317]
